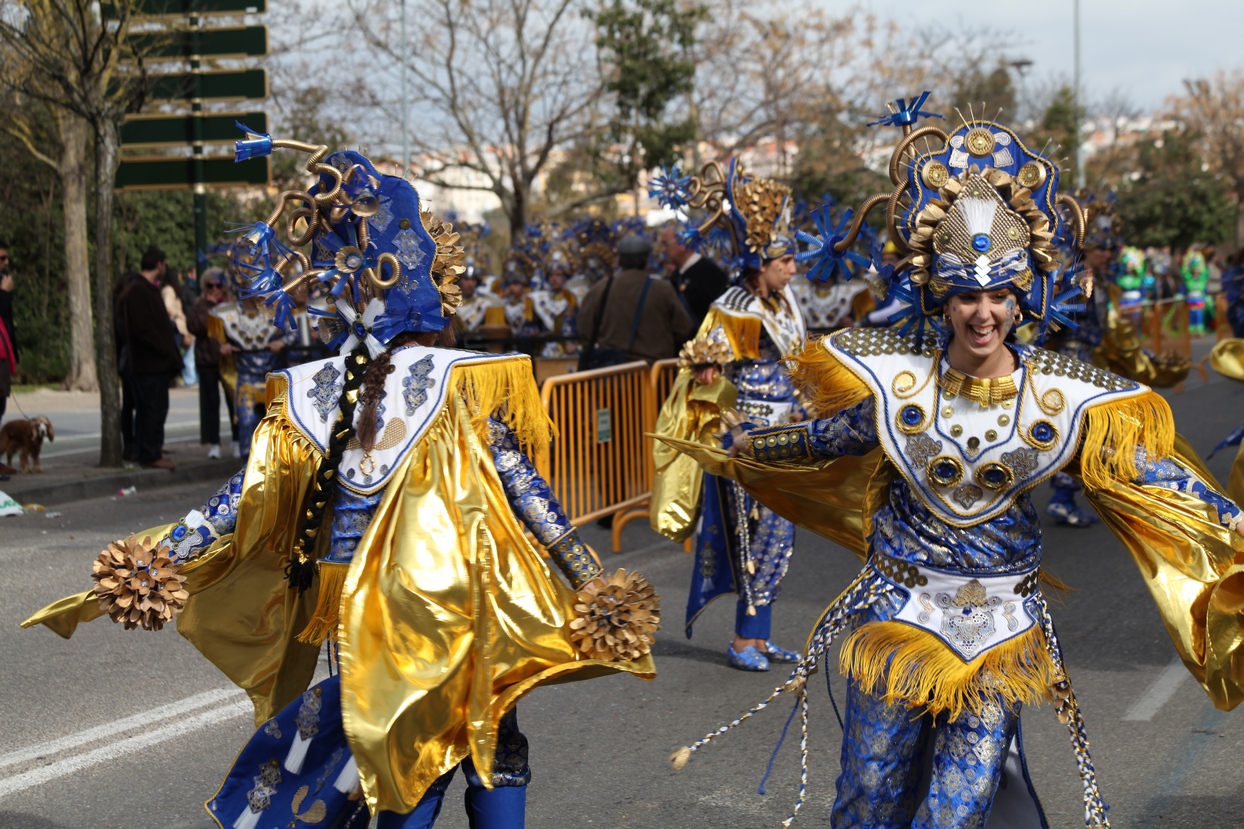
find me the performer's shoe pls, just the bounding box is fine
[727,644,770,671]
[764,642,801,663]
[1046,499,1098,527]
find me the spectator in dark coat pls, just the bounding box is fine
[579,234,695,365]
[186,268,238,459]
[116,247,182,470]
[660,223,729,328]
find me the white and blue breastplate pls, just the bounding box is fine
[827,328,1147,527]
[274,347,526,496]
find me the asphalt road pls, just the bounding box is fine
[2,376,1244,828]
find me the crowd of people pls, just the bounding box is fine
[18,97,1244,829]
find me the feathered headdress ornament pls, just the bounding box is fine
[227,124,464,359]
[794,93,1089,344]
[573,218,618,282]
[649,158,794,272]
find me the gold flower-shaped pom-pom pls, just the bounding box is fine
[568,568,661,662]
[677,331,733,370]
[92,535,188,631]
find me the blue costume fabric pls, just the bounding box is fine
[234,351,280,458]
[687,337,800,640]
[180,408,590,829]
[745,395,1241,825]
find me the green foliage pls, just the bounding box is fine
[586,0,707,179]
[1119,130,1235,249]
[949,63,1016,120]
[0,124,68,384]
[113,189,250,279]
[791,97,889,225]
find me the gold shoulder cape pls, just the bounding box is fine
[25,354,654,812]
[656,339,1244,711]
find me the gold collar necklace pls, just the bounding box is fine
[938,366,1019,408]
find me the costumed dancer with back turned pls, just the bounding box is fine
[23,130,659,829]
[656,93,1244,827]
[649,159,811,672]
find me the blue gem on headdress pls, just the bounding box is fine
[1031,422,1054,443]
[972,234,991,253]
[352,321,368,340]
[901,405,922,427]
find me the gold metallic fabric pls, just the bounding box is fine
[650,370,737,541]
[1209,338,1244,382]
[339,394,654,814]
[651,435,887,562]
[1081,446,1244,711]
[1092,288,1190,387]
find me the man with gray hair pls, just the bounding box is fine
[579,233,694,367]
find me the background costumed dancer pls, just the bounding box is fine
[656,94,1244,827]
[23,130,658,829]
[649,159,810,672]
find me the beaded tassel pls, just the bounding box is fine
[1033,593,1111,827]
[671,572,890,825]
[731,481,758,614]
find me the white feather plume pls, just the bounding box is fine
[959,198,997,238]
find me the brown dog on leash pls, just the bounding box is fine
[0,416,55,473]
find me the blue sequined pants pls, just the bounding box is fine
[831,678,1020,829]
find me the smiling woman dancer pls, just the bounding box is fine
[658,97,1244,828]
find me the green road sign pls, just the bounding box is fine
[104,0,266,17]
[129,25,267,61]
[121,112,267,148]
[115,155,270,190]
[146,68,268,102]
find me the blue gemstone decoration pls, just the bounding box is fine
[353,321,368,339]
[901,405,923,426]
[936,462,956,478]
[171,525,187,541]
[972,234,991,252]
[1032,423,1054,442]
[983,468,1006,484]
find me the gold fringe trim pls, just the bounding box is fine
[1079,390,1175,492]
[297,560,350,645]
[787,336,872,417]
[701,308,761,361]
[454,357,554,453]
[839,621,1055,722]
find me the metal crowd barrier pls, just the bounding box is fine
[535,358,684,554]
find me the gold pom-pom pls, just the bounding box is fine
[670,746,692,771]
[677,329,733,370]
[91,535,188,631]
[568,568,661,662]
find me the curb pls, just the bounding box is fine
[4,457,240,508]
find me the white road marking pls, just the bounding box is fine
[0,698,250,800]
[0,688,245,772]
[1122,658,1189,721]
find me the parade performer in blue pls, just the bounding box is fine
[24,132,658,829]
[649,159,810,672]
[209,254,293,459]
[657,96,1244,827]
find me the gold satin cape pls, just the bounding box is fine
[24,357,655,814]
[1209,338,1244,505]
[653,339,1244,711]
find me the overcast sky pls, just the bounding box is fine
[845,0,1242,111]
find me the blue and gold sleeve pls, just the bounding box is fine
[1137,453,1243,532]
[743,399,879,462]
[163,468,246,562]
[487,419,602,589]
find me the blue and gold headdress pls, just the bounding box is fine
[797,94,1088,342]
[650,158,793,272]
[228,125,464,357]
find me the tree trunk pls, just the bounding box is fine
[509,184,527,238]
[93,120,123,467]
[60,112,97,392]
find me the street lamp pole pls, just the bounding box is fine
[1073,0,1086,188]
[400,0,410,177]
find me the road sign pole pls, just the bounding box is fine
[190,14,208,273]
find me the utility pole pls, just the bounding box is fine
[190,12,207,274]
[400,0,409,176]
[1073,0,1086,188]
